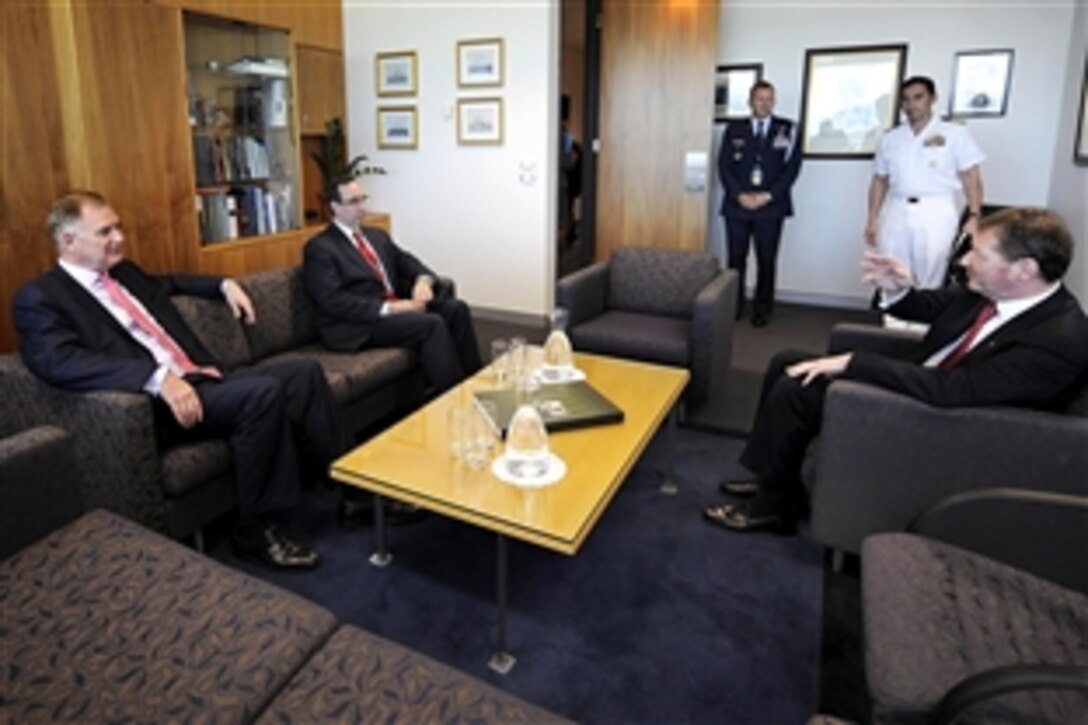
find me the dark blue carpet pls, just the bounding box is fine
[210,428,824,723]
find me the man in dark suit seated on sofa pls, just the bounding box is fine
[303,176,482,393]
[704,207,1088,534]
[13,191,350,569]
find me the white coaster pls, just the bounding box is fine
[533,366,587,385]
[491,452,567,488]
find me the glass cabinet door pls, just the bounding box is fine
[184,13,299,244]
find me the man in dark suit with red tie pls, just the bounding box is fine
[718,80,803,327]
[303,177,482,393]
[13,191,348,569]
[703,207,1088,533]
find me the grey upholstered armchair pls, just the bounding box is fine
[861,489,1088,723]
[805,322,1088,557]
[555,246,738,406]
[0,424,84,560]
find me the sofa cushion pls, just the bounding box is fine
[571,310,690,367]
[240,267,319,360]
[261,345,417,404]
[257,625,567,723]
[607,247,719,318]
[172,294,253,370]
[0,510,337,723]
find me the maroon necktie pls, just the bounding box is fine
[353,231,395,300]
[100,272,221,379]
[939,302,997,369]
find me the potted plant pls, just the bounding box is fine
[311,117,385,219]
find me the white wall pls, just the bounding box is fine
[714,0,1083,307]
[1046,1,1087,300]
[342,0,558,318]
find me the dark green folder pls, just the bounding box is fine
[473,381,624,437]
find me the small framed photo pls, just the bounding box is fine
[376,106,418,149]
[949,49,1014,118]
[799,43,907,159]
[457,38,504,88]
[714,63,763,123]
[1076,59,1088,166]
[457,98,503,145]
[375,50,417,97]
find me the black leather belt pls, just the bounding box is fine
[907,196,920,203]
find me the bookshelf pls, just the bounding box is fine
[184,13,300,245]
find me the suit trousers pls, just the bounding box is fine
[726,215,785,316]
[739,349,826,516]
[156,359,349,519]
[368,299,482,392]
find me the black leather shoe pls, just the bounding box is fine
[751,313,768,328]
[702,502,795,535]
[232,525,322,570]
[338,498,430,527]
[718,478,760,497]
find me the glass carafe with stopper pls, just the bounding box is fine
[541,307,574,383]
[504,404,551,479]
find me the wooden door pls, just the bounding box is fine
[596,0,717,259]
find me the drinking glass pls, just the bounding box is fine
[489,339,510,385]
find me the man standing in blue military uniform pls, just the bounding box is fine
[718,80,803,327]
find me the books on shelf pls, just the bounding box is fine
[193,135,272,186]
[196,183,293,243]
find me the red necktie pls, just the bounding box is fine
[353,231,395,300]
[939,302,997,369]
[99,272,221,379]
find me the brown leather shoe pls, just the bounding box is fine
[719,478,760,497]
[232,524,322,570]
[703,502,796,535]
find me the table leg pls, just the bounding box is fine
[368,494,393,567]
[488,533,517,674]
[659,404,679,495]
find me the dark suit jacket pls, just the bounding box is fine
[718,115,803,220]
[13,261,223,393]
[845,286,1088,411]
[303,224,436,351]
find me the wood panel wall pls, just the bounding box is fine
[0,0,343,353]
[596,0,718,259]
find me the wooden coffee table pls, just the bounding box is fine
[330,350,689,673]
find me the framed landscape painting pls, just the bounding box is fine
[799,44,907,159]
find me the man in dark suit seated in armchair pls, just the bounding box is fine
[704,207,1088,534]
[13,191,349,569]
[303,176,482,393]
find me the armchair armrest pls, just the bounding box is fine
[0,355,167,532]
[907,488,1088,593]
[433,275,456,303]
[808,380,1088,555]
[556,261,609,329]
[688,269,738,402]
[0,425,84,559]
[826,322,920,357]
[933,665,1088,725]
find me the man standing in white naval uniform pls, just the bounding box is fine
[865,75,985,289]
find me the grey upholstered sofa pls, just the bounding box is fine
[805,323,1088,563]
[556,246,737,407]
[0,425,563,723]
[0,266,428,544]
